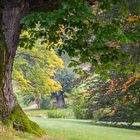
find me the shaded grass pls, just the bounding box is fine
[31,117,140,140]
[92,121,140,130]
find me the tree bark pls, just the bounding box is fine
[56,91,65,108]
[0,0,27,122]
[0,1,45,135]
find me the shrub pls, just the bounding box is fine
[40,97,52,109]
[26,109,74,119]
[71,89,93,119]
[47,109,74,118]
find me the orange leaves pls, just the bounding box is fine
[121,84,127,92]
[105,73,140,95]
[105,80,116,95]
[122,73,140,92]
[127,15,140,23]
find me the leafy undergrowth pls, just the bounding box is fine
[25,109,74,119]
[31,117,140,140]
[0,125,52,140]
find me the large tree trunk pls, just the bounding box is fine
[56,91,65,108]
[0,0,23,122]
[0,1,45,135]
[0,0,24,122]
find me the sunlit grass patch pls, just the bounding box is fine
[31,117,140,140]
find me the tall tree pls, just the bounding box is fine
[0,0,61,135]
[0,0,27,123]
[13,40,63,109]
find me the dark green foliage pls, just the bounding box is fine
[19,0,140,76]
[56,68,75,92]
[40,97,52,109]
[56,53,77,93]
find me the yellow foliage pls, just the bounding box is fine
[59,24,65,32]
[14,30,64,99]
[21,31,29,36]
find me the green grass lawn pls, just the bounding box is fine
[30,117,140,140]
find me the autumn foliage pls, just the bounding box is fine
[105,73,140,95]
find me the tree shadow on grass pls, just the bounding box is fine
[92,121,140,130]
[49,118,93,126]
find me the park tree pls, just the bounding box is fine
[13,38,63,109]
[0,0,139,134]
[54,53,76,108]
[0,0,64,135]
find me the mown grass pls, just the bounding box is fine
[1,109,140,140]
[31,117,140,140]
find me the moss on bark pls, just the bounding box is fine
[11,105,46,136]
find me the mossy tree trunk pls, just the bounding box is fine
[0,0,24,122]
[0,0,45,135]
